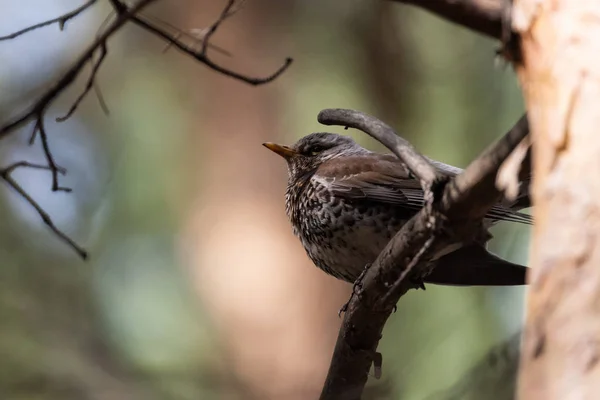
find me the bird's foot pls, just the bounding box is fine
[338,264,371,317]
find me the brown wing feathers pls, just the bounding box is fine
[318,154,532,225]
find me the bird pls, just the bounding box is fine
[263,132,532,287]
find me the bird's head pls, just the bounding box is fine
[263,132,365,178]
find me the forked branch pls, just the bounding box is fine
[317,109,529,400]
[0,0,98,41]
[109,0,292,85]
[0,0,292,258]
[0,162,88,259]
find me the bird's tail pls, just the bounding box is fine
[424,245,528,286]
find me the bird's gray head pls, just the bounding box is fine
[263,132,365,178]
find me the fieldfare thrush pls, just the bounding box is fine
[263,132,531,286]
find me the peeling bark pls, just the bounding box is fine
[513,1,600,398]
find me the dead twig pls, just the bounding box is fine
[0,0,97,41]
[0,162,88,259]
[0,0,158,138]
[56,43,108,122]
[109,0,293,85]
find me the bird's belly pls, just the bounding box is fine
[313,227,391,281]
[300,204,401,282]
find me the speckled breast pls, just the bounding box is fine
[285,178,410,282]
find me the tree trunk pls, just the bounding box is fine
[513,1,600,398]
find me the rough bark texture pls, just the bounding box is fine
[513,1,600,398]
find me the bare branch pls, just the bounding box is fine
[0,0,97,41]
[319,112,530,400]
[37,117,71,193]
[56,43,108,122]
[317,108,439,188]
[0,0,159,260]
[108,0,293,85]
[93,80,111,116]
[140,14,232,56]
[200,0,245,55]
[0,0,159,139]
[0,0,292,260]
[0,162,88,259]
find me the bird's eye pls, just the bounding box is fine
[308,146,324,156]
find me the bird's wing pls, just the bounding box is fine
[316,154,425,211]
[317,155,532,225]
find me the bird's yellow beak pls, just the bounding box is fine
[262,142,297,159]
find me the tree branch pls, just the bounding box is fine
[0,162,88,259]
[0,0,158,138]
[0,0,159,259]
[56,43,108,122]
[0,0,98,41]
[0,0,292,259]
[109,0,293,85]
[392,0,504,39]
[317,110,529,400]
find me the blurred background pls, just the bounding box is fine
[0,0,530,399]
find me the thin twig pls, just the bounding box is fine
[28,121,40,145]
[37,116,70,192]
[56,43,108,122]
[93,80,110,116]
[0,0,291,260]
[0,0,159,139]
[200,0,244,56]
[0,0,159,260]
[377,234,435,306]
[137,10,234,56]
[108,0,293,85]
[0,162,87,259]
[0,0,98,41]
